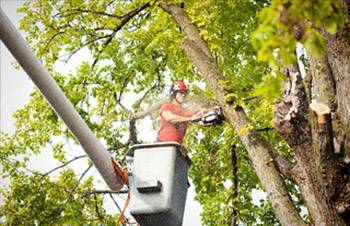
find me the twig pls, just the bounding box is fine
[94,194,104,222]
[61,34,111,63]
[109,193,123,213]
[43,155,87,176]
[82,189,129,197]
[114,92,130,114]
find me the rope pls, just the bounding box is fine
[111,158,129,185]
[111,158,139,226]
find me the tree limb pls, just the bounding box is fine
[159,3,305,226]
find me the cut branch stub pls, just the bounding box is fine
[309,102,331,125]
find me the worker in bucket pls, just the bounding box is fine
[157,81,201,144]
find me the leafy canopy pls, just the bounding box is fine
[1,0,344,225]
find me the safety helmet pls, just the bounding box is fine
[170,81,187,98]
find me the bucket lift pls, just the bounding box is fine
[127,142,191,226]
[125,109,223,226]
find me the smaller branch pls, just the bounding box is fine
[116,77,131,104]
[94,194,104,222]
[113,92,130,114]
[68,9,125,19]
[107,0,117,7]
[82,189,129,197]
[25,167,43,176]
[62,34,111,63]
[243,96,261,103]
[50,164,93,223]
[43,30,66,52]
[91,2,151,68]
[43,155,87,176]
[256,127,272,132]
[100,99,106,115]
[109,193,123,213]
[230,145,238,226]
[134,80,161,110]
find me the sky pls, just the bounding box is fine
[0,1,202,225]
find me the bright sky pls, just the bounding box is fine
[0,1,202,225]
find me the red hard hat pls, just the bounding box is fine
[172,81,187,92]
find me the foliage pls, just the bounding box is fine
[252,0,344,68]
[0,169,115,226]
[1,0,345,225]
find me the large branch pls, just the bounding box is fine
[159,3,305,226]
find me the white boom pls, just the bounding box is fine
[0,7,123,191]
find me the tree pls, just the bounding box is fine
[1,0,349,225]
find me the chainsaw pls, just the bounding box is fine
[191,106,224,125]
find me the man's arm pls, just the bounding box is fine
[161,110,199,123]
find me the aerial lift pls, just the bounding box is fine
[0,7,223,226]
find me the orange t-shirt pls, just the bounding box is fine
[157,103,193,144]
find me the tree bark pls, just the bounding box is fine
[160,3,305,226]
[274,66,347,225]
[323,16,350,221]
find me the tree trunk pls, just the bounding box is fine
[160,2,306,226]
[323,16,350,222]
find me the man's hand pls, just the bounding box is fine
[189,113,202,122]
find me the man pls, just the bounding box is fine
[157,81,200,144]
